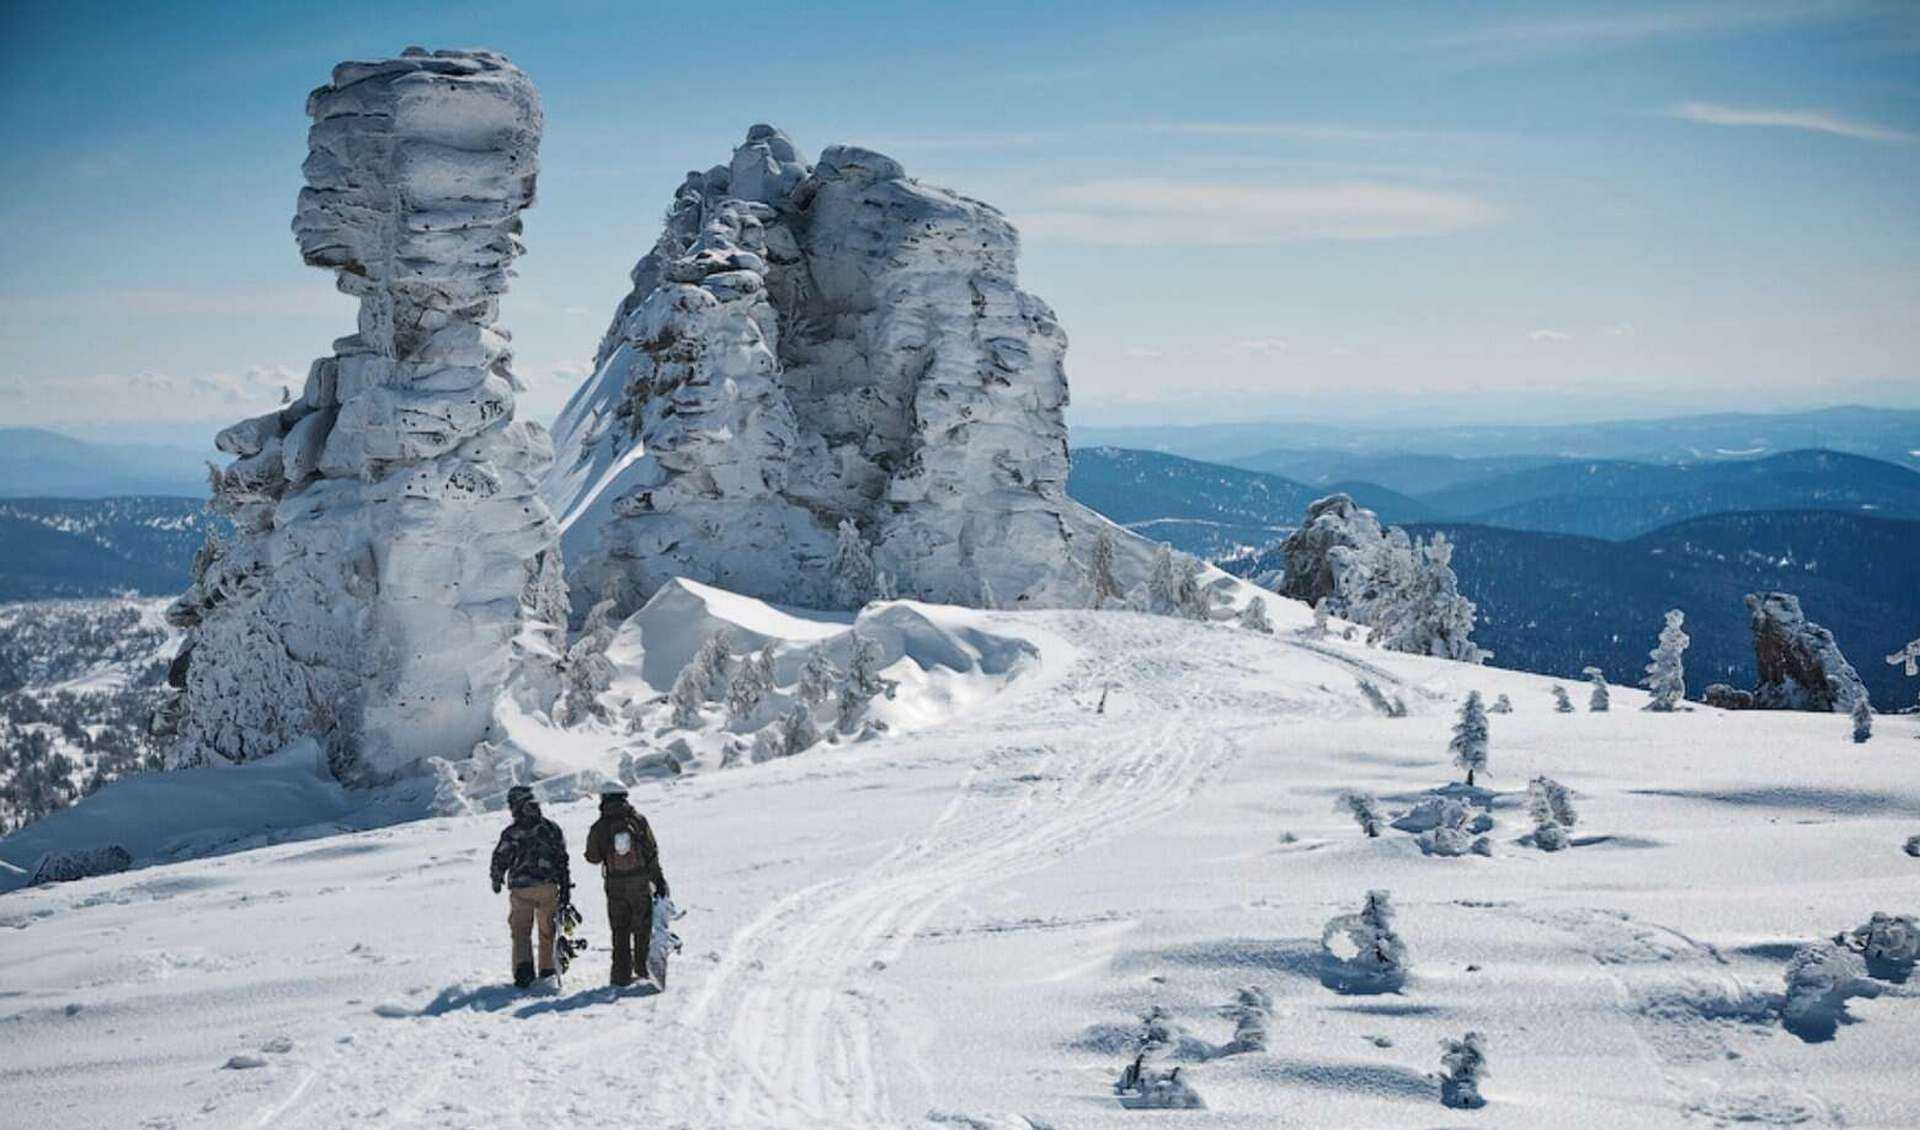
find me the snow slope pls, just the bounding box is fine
[3,605,1917,1128]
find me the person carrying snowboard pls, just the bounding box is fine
[583,787,669,988]
[489,785,572,988]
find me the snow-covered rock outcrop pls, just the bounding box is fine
[164,49,563,779]
[1705,592,1868,713]
[545,126,1149,615]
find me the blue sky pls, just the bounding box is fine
[2,0,1917,439]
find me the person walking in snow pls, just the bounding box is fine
[489,785,572,988]
[583,787,670,988]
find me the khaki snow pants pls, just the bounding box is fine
[604,873,654,986]
[508,883,560,971]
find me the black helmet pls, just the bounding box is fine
[599,787,629,809]
[506,785,536,812]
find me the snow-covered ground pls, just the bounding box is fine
[3,604,1917,1128]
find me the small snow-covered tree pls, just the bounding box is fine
[829,519,875,609]
[1238,597,1273,633]
[1782,943,1867,1041]
[750,724,784,764]
[796,649,838,709]
[668,632,731,730]
[1089,527,1124,610]
[427,756,472,817]
[556,598,619,727]
[873,570,897,601]
[1840,912,1920,971]
[1417,798,1489,857]
[1584,666,1609,713]
[1450,691,1489,786]
[1526,776,1576,851]
[1490,693,1512,714]
[1851,697,1873,744]
[1643,609,1689,711]
[1174,556,1211,621]
[728,645,776,723]
[1336,790,1383,837]
[1551,684,1574,713]
[1147,544,1178,615]
[978,576,999,611]
[1309,597,1331,639]
[1439,1032,1488,1109]
[668,664,706,730]
[778,704,819,757]
[1321,889,1408,991]
[845,634,889,699]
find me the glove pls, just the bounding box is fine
[491,877,503,894]
[657,881,671,901]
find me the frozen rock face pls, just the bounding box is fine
[166,49,561,779]
[547,126,1134,614]
[1743,592,1869,712]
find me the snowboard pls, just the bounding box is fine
[647,895,682,988]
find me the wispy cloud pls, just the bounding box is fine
[0,365,298,425]
[1228,337,1291,357]
[1668,101,1916,143]
[1436,1,1861,56]
[1018,180,1503,247]
[1529,329,1574,343]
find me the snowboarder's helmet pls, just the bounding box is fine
[506,785,535,812]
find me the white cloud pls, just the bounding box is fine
[1668,101,1916,143]
[1437,2,1854,55]
[1529,329,1574,342]
[0,365,300,425]
[1228,337,1290,356]
[1018,179,1503,246]
[1605,321,1636,337]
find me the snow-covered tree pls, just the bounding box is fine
[1439,1032,1488,1109]
[1336,790,1383,837]
[556,598,619,727]
[1320,889,1408,991]
[1490,693,1512,714]
[845,634,889,699]
[872,570,897,601]
[1450,691,1489,786]
[1584,666,1609,713]
[1643,609,1689,712]
[1147,544,1178,615]
[668,632,731,730]
[1782,943,1867,1041]
[1416,798,1489,857]
[1174,556,1211,621]
[1852,697,1873,744]
[426,756,472,817]
[778,704,819,757]
[750,724,784,764]
[467,740,530,800]
[1551,684,1574,713]
[1889,637,1920,679]
[1839,912,1920,976]
[797,649,838,709]
[1368,533,1486,663]
[829,519,875,609]
[1526,776,1576,851]
[1088,527,1124,610]
[1357,679,1408,718]
[1237,597,1273,634]
[1309,597,1331,639]
[727,644,776,724]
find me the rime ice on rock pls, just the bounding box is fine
[546,126,1153,614]
[165,49,561,779]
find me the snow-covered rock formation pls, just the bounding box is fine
[1704,592,1868,713]
[164,49,562,779]
[545,126,1147,615]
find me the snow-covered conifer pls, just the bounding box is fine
[1336,790,1383,837]
[1417,798,1483,857]
[556,598,619,727]
[1490,693,1512,714]
[873,570,897,601]
[797,649,838,709]
[1643,609,1689,711]
[728,645,776,724]
[1174,556,1211,621]
[1237,597,1273,634]
[668,632,731,730]
[829,519,875,610]
[1147,544,1178,615]
[1320,889,1408,991]
[1089,527,1124,610]
[668,664,706,730]
[1369,533,1486,663]
[1782,943,1867,1040]
[1551,685,1574,713]
[978,576,998,611]
[1310,597,1331,639]
[1439,1032,1488,1109]
[1526,776,1576,851]
[1584,666,1609,713]
[750,724,784,764]
[779,704,819,757]
[1450,691,1489,786]
[845,634,889,699]
[427,757,472,817]
[1851,697,1873,744]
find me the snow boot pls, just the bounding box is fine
[538,967,557,982]
[513,962,535,989]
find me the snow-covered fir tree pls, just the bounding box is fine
[1782,943,1867,1040]
[1643,609,1690,712]
[1237,597,1273,633]
[1490,693,1512,714]
[750,724,784,764]
[978,576,998,611]
[668,633,732,730]
[845,634,889,699]
[556,598,619,727]
[1526,775,1576,851]
[829,518,875,610]
[873,570,897,601]
[1173,555,1211,621]
[1320,889,1408,991]
[1439,1032,1488,1109]
[1450,691,1489,786]
[1368,533,1486,663]
[797,649,838,709]
[778,704,819,757]
[1851,697,1873,743]
[1584,666,1609,713]
[1309,597,1331,639]
[1336,790,1383,837]
[1088,527,1124,610]
[1551,684,1574,713]
[1147,544,1178,615]
[727,645,777,724]
[426,756,472,817]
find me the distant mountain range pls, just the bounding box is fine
[0,428,211,499]
[0,498,223,602]
[1218,510,1920,710]
[1066,447,1435,557]
[1076,405,1920,468]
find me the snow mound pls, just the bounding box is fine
[612,577,849,692]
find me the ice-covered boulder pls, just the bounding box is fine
[1708,593,1869,713]
[28,844,132,886]
[545,126,1157,616]
[165,49,563,779]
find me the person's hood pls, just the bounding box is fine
[599,793,632,813]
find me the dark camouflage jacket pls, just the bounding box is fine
[491,811,571,891]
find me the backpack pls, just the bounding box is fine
[605,812,651,876]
